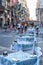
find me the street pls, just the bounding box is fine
[0,0,43,65]
[0,29,17,54]
[0,29,43,65]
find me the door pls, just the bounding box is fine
[0,18,2,27]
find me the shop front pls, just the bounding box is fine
[0,18,3,27]
[0,5,5,28]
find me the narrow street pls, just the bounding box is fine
[0,28,43,65]
[0,0,43,65]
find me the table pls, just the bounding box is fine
[17,36,34,42]
[17,41,33,51]
[11,35,35,51]
[27,27,35,34]
[11,40,34,51]
[0,51,37,65]
[39,28,43,34]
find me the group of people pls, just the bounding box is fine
[4,19,39,36]
[14,22,28,33]
[4,21,28,33]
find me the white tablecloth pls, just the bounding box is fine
[0,51,37,65]
[11,40,34,51]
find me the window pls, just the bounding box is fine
[0,0,2,5]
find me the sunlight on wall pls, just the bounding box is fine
[26,0,37,20]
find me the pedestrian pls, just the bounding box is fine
[4,23,7,32]
[21,24,23,33]
[14,25,17,31]
[24,23,27,32]
[17,22,21,33]
[4,20,8,32]
[36,26,39,36]
[9,23,12,31]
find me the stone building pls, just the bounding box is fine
[36,0,43,26]
[10,0,29,23]
[0,0,5,27]
[18,0,27,8]
[18,0,29,22]
[0,0,29,27]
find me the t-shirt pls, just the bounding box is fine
[25,24,27,27]
[17,23,21,28]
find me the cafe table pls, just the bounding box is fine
[0,51,37,65]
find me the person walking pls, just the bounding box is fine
[9,22,12,31]
[17,22,21,33]
[24,23,27,32]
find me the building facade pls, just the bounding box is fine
[0,0,29,27]
[18,0,27,8]
[36,0,40,21]
[36,0,43,26]
[18,0,29,21]
[10,0,29,23]
[0,0,5,27]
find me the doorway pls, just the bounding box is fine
[0,18,3,28]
